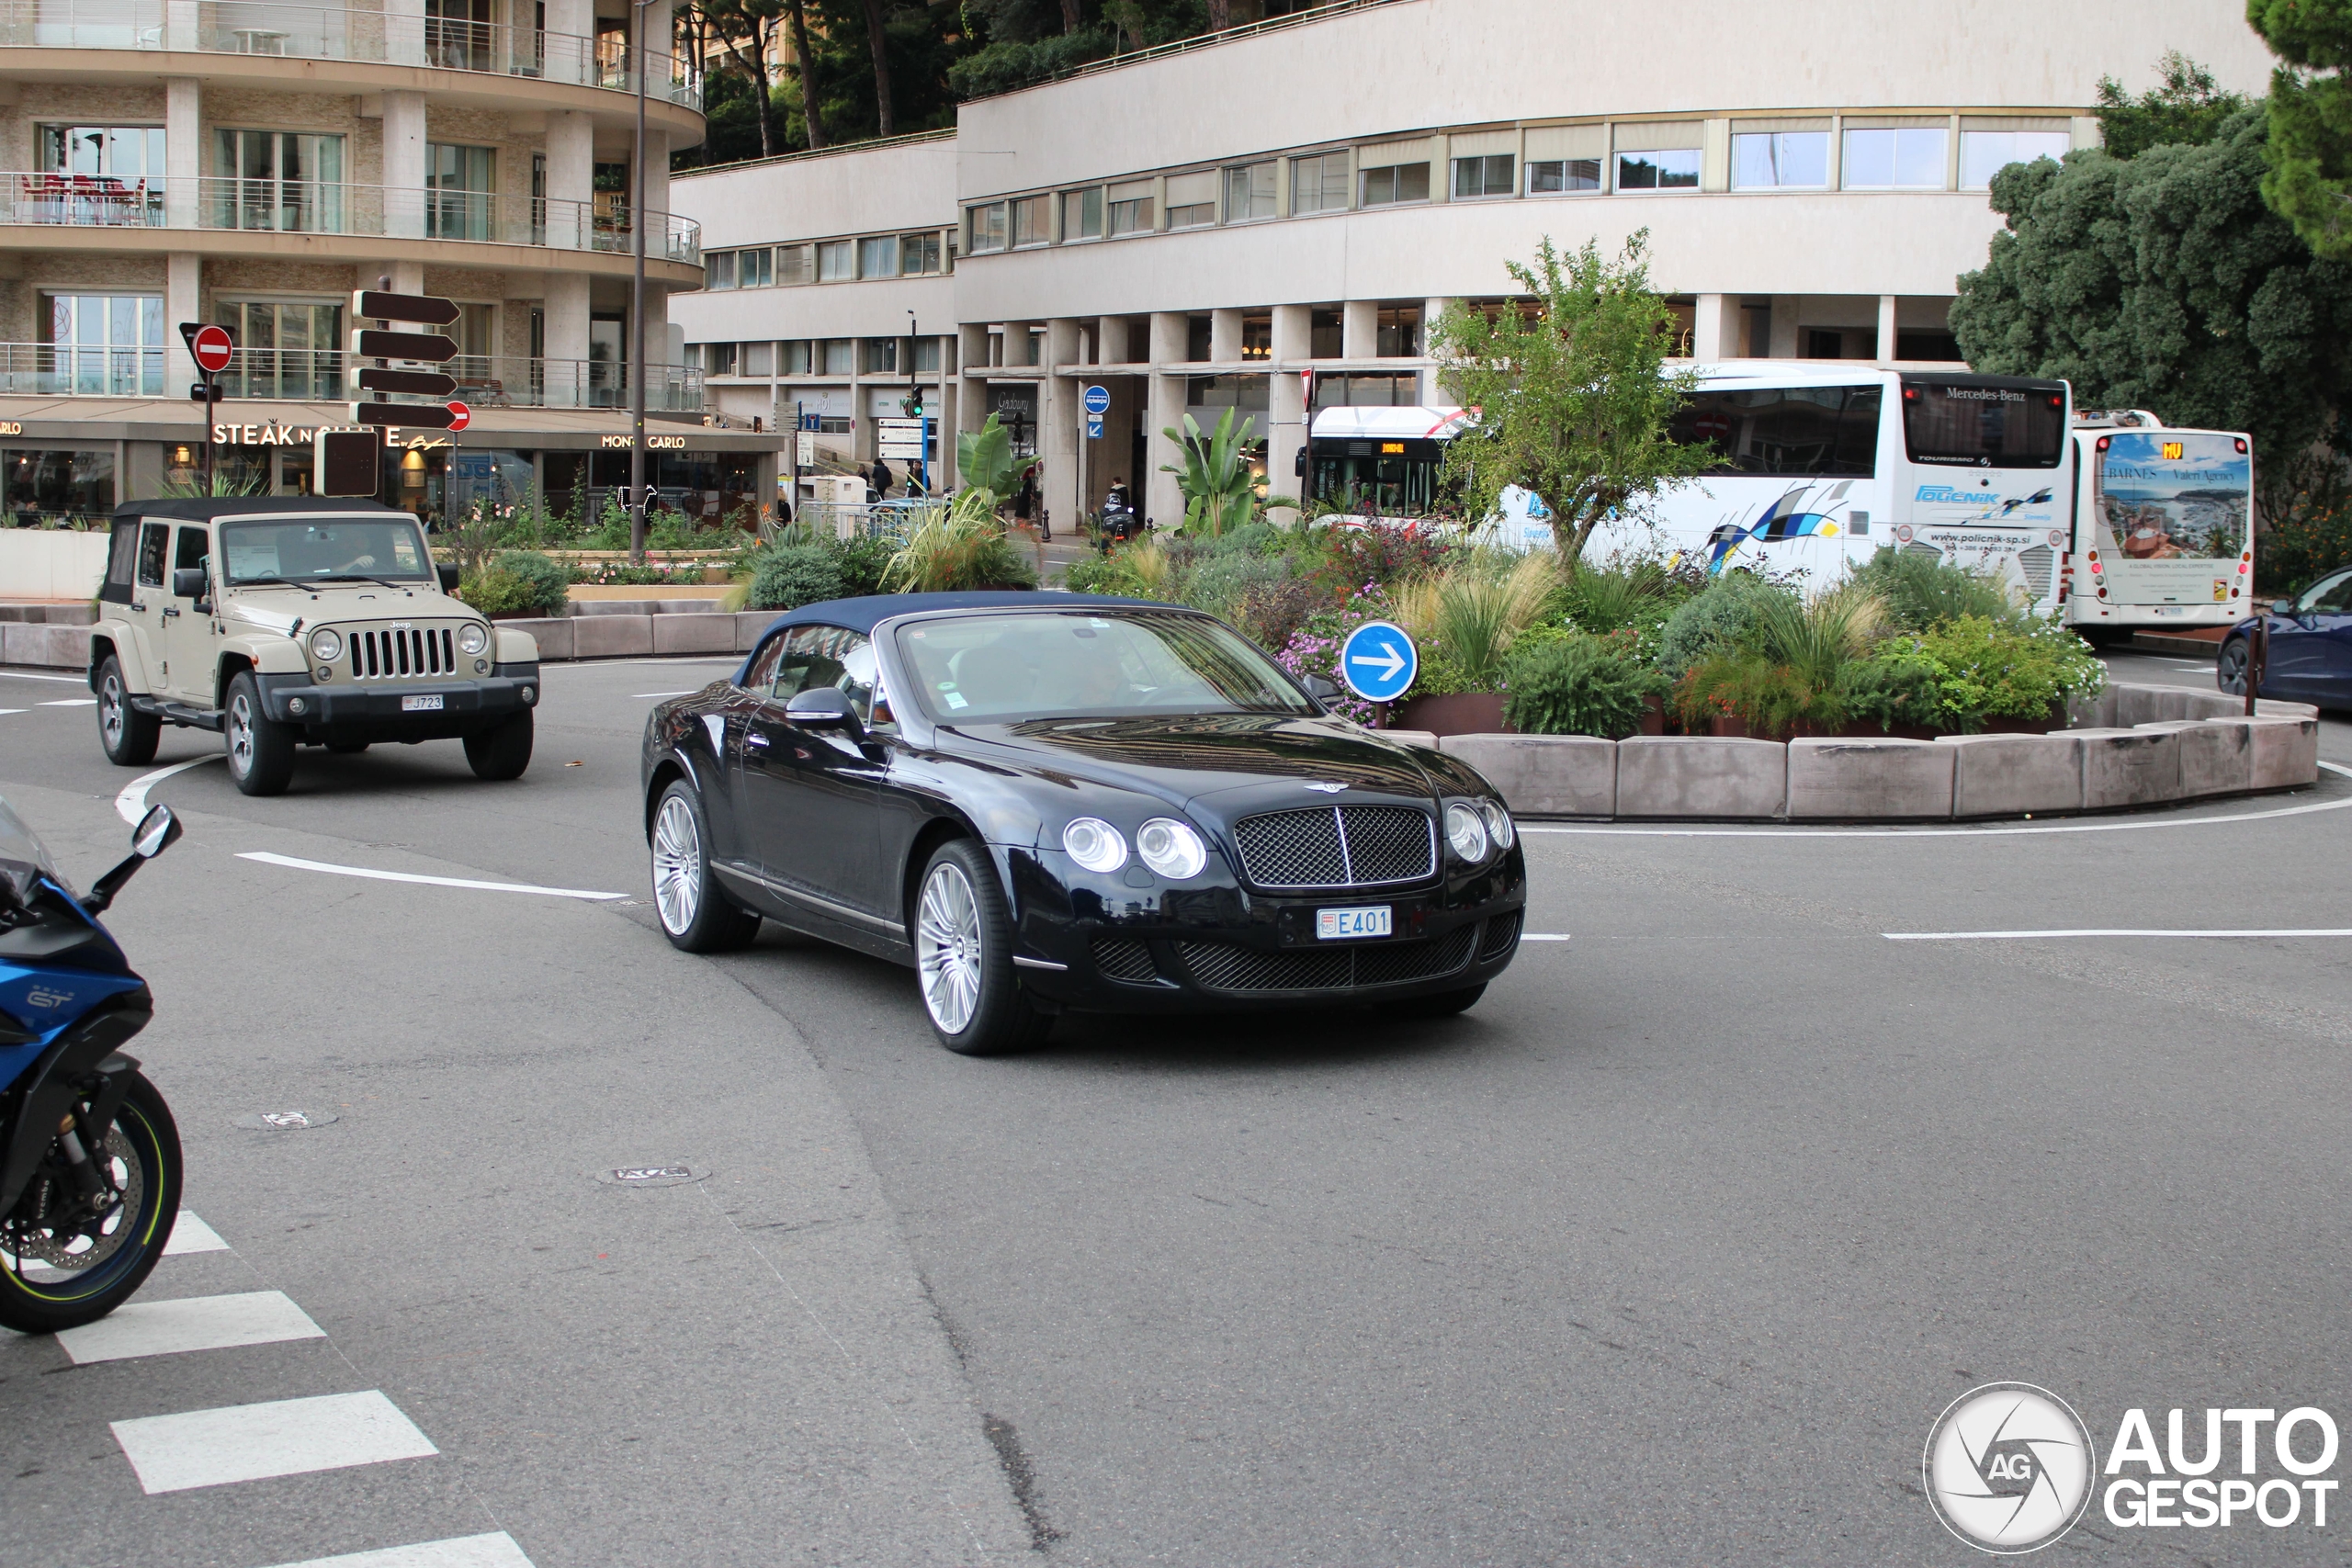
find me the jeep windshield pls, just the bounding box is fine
[220,517,433,586]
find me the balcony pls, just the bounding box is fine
[0,344,705,412]
[0,0,701,109]
[0,174,700,265]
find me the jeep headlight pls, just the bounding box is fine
[1061,818,1128,874]
[1136,818,1207,880]
[307,627,343,664]
[1444,802,1489,863]
[458,622,489,656]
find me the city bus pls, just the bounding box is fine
[2061,412,2254,636]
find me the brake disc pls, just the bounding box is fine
[6,1126,140,1271]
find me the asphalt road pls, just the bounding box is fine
[3,652,2349,1567]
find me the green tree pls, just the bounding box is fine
[2249,0,2352,256]
[1949,107,2352,516]
[1428,234,1711,570]
[2095,51,2248,160]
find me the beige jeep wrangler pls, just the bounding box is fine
[87,498,541,795]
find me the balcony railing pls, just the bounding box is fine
[0,0,702,108]
[0,174,701,264]
[0,344,704,411]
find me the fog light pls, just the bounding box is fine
[474,658,490,673]
[315,666,334,682]
[521,685,536,705]
[287,696,306,715]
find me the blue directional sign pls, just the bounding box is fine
[1085,414,1104,440]
[1339,619,1418,704]
[1083,384,1111,417]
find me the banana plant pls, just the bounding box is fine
[1159,408,1260,537]
[955,412,1036,504]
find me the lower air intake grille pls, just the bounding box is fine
[1091,937,1159,984]
[1478,909,1522,961]
[1177,926,1476,993]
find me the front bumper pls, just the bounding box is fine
[254,662,539,737]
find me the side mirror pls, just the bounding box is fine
[82,806,179,916]
[436,563,460,593]
[172,567,207,599]
[1302,673,1340,704]
[2273,598,2296,617]
[785,685,862,732]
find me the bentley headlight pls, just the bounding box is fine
[458,621,490,656]
[1062,817,1128,874]
[307,627,343,664]
[1444,802,1489,863]
[1477,799,1515,852]
[1136,818,1207,880]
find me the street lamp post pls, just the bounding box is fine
[628,0,652,564]
[905,309,922,493]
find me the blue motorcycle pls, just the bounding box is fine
[0,796,183,1333]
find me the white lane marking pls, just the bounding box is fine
[0,669,86,682]
[116,755,220,824]
[1522,933,1571,942]
[165,1210,229,1254]
[1886,927,2352,942]
[39,697,96,706]
[111,1390,437,1494]
[238,851,628,901]
[628,690,695,699]
[262,1534,536,1568]
[0,708,23,716]
[57,1290,324,1365]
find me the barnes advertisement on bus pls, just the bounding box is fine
[2084,430,2254,623]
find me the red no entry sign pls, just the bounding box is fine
[446,400,471,433]
[191,324,233,374]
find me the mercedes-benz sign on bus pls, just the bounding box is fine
[2061,412,2255,637]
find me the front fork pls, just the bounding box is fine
[31,1070,130,1225]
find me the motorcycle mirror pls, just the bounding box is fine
[133,805,181,859]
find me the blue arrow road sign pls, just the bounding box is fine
[1083,384,1111,417]
[1339,620,1418,704]
[1085,415,1104,440]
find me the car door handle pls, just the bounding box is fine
[744,732,770,750]
[160,605,179,619]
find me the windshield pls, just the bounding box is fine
[220,517,432,585]
[0,793,66,908]
[894,610,1317,723]
[1901,377,2067,469]
[2094,432,2251,561]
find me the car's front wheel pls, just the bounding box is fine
[2217,637,2252,696]
[463,710,533,780]
[650,782,761,953]
[95,655,158,767]
[223,672,296,795]
[912,840,1052,1055]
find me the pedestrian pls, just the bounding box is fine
[1012,469,1035,526]
[871,457,894,500]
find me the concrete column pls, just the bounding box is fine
[1046,317,1080,375]
[1094,316,1127,365]
[1770,294,1800,358]
[166,253,201,388]
[382,0,424,63]
[1146,372,1184,527]
[543,273,590,405]
[938,377,960,488]
[1877,294,1900,363]
[1269,303,1311,510]
[639,128,671,250]
[1341,299,1377,361]
[1209,308,1241,365]
[1043,369,1079,535]
[164,80,199,231]
[382,89,425,240]
[1692,293,1737,363]
[539,0,591,85]
[163,0,198,51]
[641,0,675,89]
[1148,310,1187,367]
[957,322,990,464]
[545,110,593,250]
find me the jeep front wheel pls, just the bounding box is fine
[96,655,159,767]
[463,709,533,781]
[223,672,296,795]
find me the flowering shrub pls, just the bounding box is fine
[1891,615,2107,730]
[1272,586,1395,724]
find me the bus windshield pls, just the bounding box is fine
[2095,432,2251,560]
[1901,377,2066,469]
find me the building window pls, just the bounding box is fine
[1167,200,1213,230]
[707,251,736,289]
[1311,373,1417,409]
[1309,307,1342,359]
[912,337,941,372]
[820,338,854,375]
[1010,196,1051,247]
[1376,305,1421,357]
[783,340,812,374]
[1615,149,1700,191]
[707,343,737,376]
[967,201,1007,253]
[775,243,813,285]
[1241,313,1272,360]
[1842,127,1947,189]
[1528,157,1600,194]
[817,239,854,280]
[901,231,944,274]
[1188,315,1213,362]
[743,342,774,376]
[37,293,162,396]
[1360,160,1430,207]
[860,234,899,277]
[212,299,342,399]
[1063,187,1102,240]
[863,337,898,374]
[1186,375,1270,411]
[40,125,164,181]
[1452,154,1514,198]
[1291,152,1350,214]
[4,449,114,523]
[212,130,346,232]
[424,141,495,239]
[1959,130,2070,190]
[1109,189,1154,236]
[1225,162,1275,220]
[737,246,772,287]
[1731,130,1829,189]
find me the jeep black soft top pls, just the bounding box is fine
[112,498,413,523]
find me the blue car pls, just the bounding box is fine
[2219,566,2352,709]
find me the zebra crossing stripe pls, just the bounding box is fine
[111,1390,437,1494]
[261,1533,536,1568]
[57,1291,324,1365]
[165,1210,230,1254]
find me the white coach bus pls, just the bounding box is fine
[2062,412,2255,636]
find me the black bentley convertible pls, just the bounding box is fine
[639,592,1526,1054]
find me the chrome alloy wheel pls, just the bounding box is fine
[98,669,126,748]
[224,689,256,778]
[651,794,703,936]
[915,860,984,1035]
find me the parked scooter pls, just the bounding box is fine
[0,798,183,1333]
[1095,500,1147,553]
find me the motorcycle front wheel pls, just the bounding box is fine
[0,1074,181,1334]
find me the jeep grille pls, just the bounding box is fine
[349,626,458,680]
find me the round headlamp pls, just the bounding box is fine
[1062,818,1128,874]
[458,621,490,656]
[1135,818,1207,880]
[1444,802,1490,863]
[1476,799,1515,852]
[307,627,343,664]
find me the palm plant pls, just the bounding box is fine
[956,413,1036,502]
[882,483,1036,592]
[1159,408,1259,536]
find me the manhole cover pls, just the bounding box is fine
[235,1111,339,1131]
[594,1164,708,1188]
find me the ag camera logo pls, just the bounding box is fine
[1924,1383,2096,1553]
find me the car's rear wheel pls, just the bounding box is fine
[1392,982,1487,1020]
[913,840,1051,1055]
[650,782,760,953]
[2217,637,2251,696]
[463,710,532,781]
[223,672,296,796]
[95,656,158,767]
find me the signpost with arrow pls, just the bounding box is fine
[327,283,468,495]
[1338,619,1419,728]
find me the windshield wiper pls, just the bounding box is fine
[228,575,308,590]
[312,573,415,590]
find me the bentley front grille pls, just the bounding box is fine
[1177,926,1476,994]
[1229,806,1436,891]
[350,626,457,681]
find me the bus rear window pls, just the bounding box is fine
[1900,378,2066,468]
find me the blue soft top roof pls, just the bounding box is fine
[736,591,1186,681]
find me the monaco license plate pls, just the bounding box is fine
[1316,905,1391,941]
[401,694,445,712]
